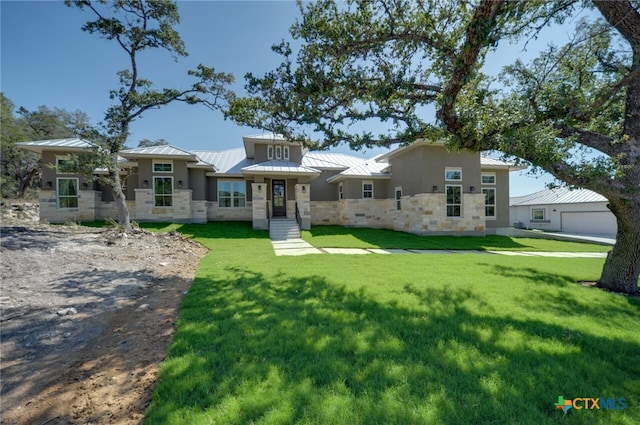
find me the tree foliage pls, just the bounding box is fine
[65,0,234,231]
[0,93,90,198]
[227,0,640,294]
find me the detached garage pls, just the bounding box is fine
[510,188,617,237]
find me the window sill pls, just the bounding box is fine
[530,220,550,223]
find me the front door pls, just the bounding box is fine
[272,180,286,217]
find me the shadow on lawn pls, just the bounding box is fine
[305,225,534,250]
[147,266,640,425]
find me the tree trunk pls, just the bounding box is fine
[110,158,132,233]
[597,198,640,296]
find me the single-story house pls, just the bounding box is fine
[18,134,525,235]
[510,187,617,237]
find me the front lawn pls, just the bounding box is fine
[301,225,612,251]
[145,223,638,425]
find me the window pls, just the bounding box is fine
[395,187,402,210]
[153,161,173,173]
[154,177,173,207]
[218,181,246,208]
[275,145,282,159]
[283,146,290,160]
[446,185,462,217]
[339,183,343,200]
[532,208,546,221]
[56,156,71,174]
[445,167,462,181]
[267,145,274,160]
[363,181,373,198]
[482,188,496,218]
[481,173,496,184]
[57,178,78,208]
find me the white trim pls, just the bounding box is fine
[56,177,79,209]
[362,180,374,199]
[482,187,496,219]
[395,186,402,210]
[445,167,462,181]
[531,208,546,221]
[481,172,496,185]
[446,184,462,217]
[153,160,173,173]
[275,145,282,160]
[56,155,72,174]
[338,183,343,200]
[218,180,247,208]
[153,176,173,207]
[283,146,290,161]
[267,145,274,160]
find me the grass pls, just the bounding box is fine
[301,225,612,252]
[142,222,639,425]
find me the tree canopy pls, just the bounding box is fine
[65,0,234,231]
[227,0,640,294]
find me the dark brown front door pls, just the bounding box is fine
[272,180,286,217]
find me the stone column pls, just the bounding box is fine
[252,182,268,230]
[295,183,311,230]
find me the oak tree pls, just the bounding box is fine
[227,0,640,295]
[66,0,233,231]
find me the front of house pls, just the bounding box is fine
[18,134,524,235]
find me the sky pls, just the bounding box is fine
[2,0,587,196]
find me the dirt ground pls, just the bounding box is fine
[0,202,208,424]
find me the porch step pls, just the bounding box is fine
[269,219,301,241]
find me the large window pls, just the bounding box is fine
[153,161,173,173]
[445,167,462,181]
[57,178,78,208]
[362,181,373,198]
[218,181,246,208]
[154,177,173,207]
[446,185,462,217]
[482,188,496,218]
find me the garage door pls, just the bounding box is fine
[561,211,617,236]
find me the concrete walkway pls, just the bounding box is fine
[271,240,608,257]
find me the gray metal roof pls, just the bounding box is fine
[242,160,321,176]
[327,154,391,183]
[302,152,365,169]
[510,187,608,206]
[16,138,95,153]
[192,148,252,175]
[120,145,198,160]
[480,155,527,170]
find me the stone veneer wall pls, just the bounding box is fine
[39,189,101,223]
[311,193,486,235]
[207,201,253,221]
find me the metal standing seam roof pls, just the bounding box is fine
[510,187,608,206]
[192,148,252,175]
[327,155,391,183]
[241,160,321,176]
[480,155,527,170]
[16,138,96,152]
[302,152,366,169]
[120,145,198,158]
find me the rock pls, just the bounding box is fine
[137,304,150,311]
[57,307,78,316]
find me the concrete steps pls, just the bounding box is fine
[269,219,300,241]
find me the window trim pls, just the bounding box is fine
[57,177,79,209]
[267,145,274,160]
[56,155,72,174]
[531,208,546,221]
[218,180,247,208]
[445,167,462,181]
[481,172,496,185]
[446,184,462,217]
[153,176,173,207]
[482,187,496,219]
[283,146,290,161]
[275,145,282,160]
[338,183,343,200]
[153,160,173,173]
[362,180,374,199]
[395,186,402,210]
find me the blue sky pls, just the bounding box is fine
[2,0,586,196]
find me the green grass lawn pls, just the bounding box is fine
[301,225,612,251]
[142,223,638,425]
